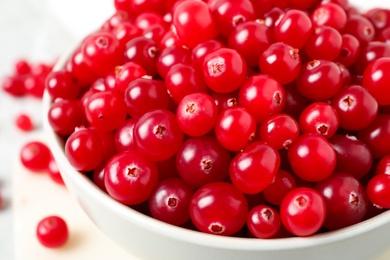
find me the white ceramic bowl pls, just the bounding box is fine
[43,1,390,259]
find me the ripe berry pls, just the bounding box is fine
[247,205,281,239]
[20,141,51,172]
[362,57,390,105]
[36,216,69,248]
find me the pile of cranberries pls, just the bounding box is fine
[45,0,390,238]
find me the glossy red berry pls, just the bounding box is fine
[362,57,390,105]
[20,141,51,172]
[247,205,281,239]
[263,169,297,205]
[280,187,326,237]
[172,0,217,48]
[202,48,247,94]
[304,26,342,61]
[15,113,34,132]
[311,3,347,31]
[190,182,248,236]
[288,133,336,182]
[36,216,69,248]
[104,151,159,205]
[229,141,280,194]
[367,174,390,209]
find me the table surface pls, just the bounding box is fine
[1,0,390,259]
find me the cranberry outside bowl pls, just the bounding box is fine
[43,0,390,259]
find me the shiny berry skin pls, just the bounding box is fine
[367,174,390,209]
[214,106,256,151]
[228,21,271,68]
[114,118,137,152]
[65,128,104,172]
[84,91,127,132]
[36,216,69,248]
[20,141,51,172]
[263,169,297,205]
[288,133,336,182]
[259,42,301,85]
[104,151,159,205]
[202,48,247,94]
[176,93,218,137]
[134,109,184,161]
[280,187,326,237]
[314,172,368,230]
[229,141,280,194]
[65,47,98,87]
[247,205,281,239]
[165,63,208,103]
[156,45,191,79]
[296,60,342,101]
[311,3,347,31]
[329,134,373,179]
[190,182,248,236]
[81,31,124,77]
[48,99,86,136]
[375,155,390,176]
[259,114,299,150]
[357,115,390,159]
[149,178,194,226]
[45,70,81,100]
[114,62,146,94]
[331,84,378,131]
[273,9,313,49]
[362,57,390,105]
[354,41,390,75]
[343,15,375,44]
[176,136,230,188]
[172,0,217,48]
[304,26,342,61]
[124,78,170,118]
[2,76,25,97]
[15,113,34,132]
[299,102,339,138]
[238,75,286,124]
[124,36,159,76]
[112,21,143,49]
[191,39,224,73]
[335,34,360,67]
[211,0,255,38]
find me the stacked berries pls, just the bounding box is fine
[44,0,390,238]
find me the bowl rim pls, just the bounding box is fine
[42,44,390,252]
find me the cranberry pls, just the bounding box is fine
[124,78,170,118]
[214,106,256,151]
[247,205,281,239]
[263,169,297,206]
[114,118,137,152]
[357,115,390,159]
[124,36,159,76]
[47,158,64,185]
[259,113,300,150]
[259,42,301,85]
[202,48,247,94]
[211,0,255,37]
[362,57,390,105]
[172,0,217,48]
[304,26,342,61]
[280,187,326,237]
[176,93,218,137]
[65,127,104,172]
[298,102,339,138]
[20,141,51,172]
[228,21,271,68]
[2,76,25,97]
[375,155,390,176]
[311,3,347,31]
[335,34,360,67]
[165,63,208,103]
[156,45,191,79]
[288,133,336,182]
[15,113,34,132]
[343,15,375,44]
[331,84,378,131]
[314,172,368,230]
[354,41,390,75]
[229,141,280,194]
[296,60,343,101]
[238,75,286,124]
[134,109,184,161]
[329,134,373,179]
[149,178,194,226]
[45,70,81,100]
[104,151,159,205]
[191,39,224,72]
[273,9,313,49]
[367,174,390,209]
[36,216,69,248]
[114,61,146,94]
[190,182,248,236]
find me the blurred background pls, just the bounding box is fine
[0,1,113,259]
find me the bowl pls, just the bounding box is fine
[43,1,390,259]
